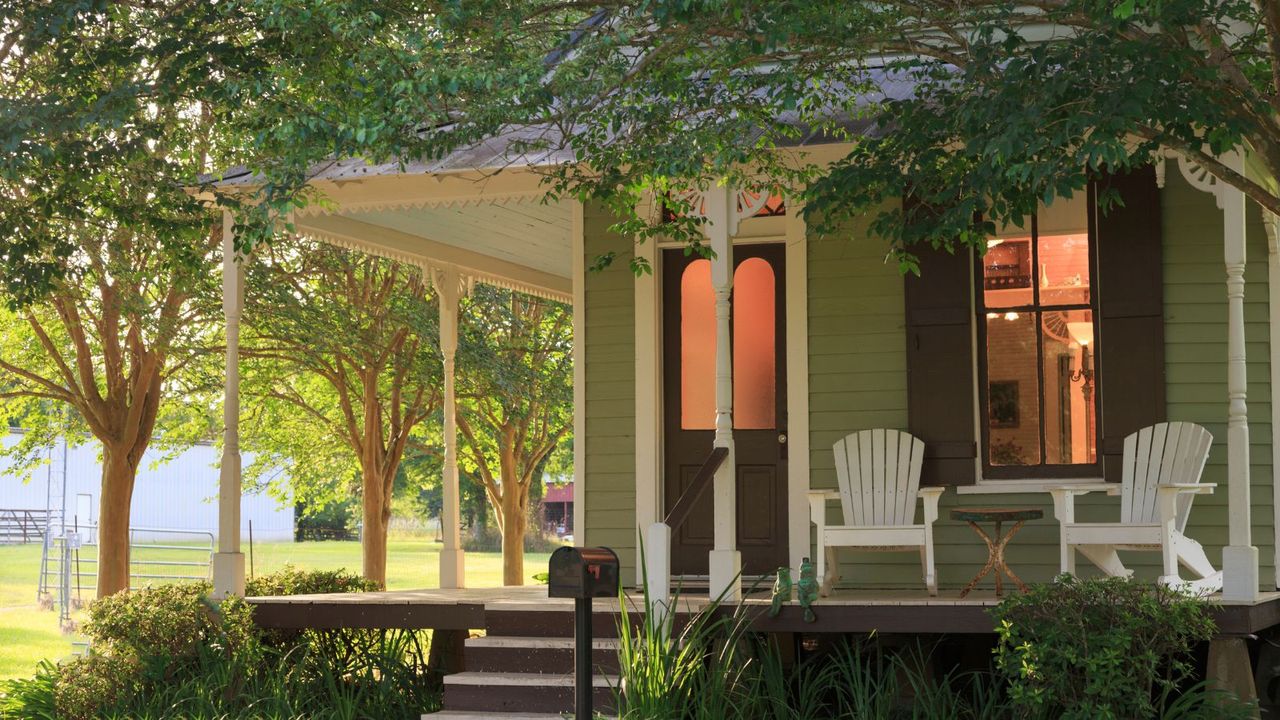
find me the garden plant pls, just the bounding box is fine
[611,575,1255,720]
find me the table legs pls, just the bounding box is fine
[958,519,1029,598]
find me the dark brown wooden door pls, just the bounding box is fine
[662,243,788,577]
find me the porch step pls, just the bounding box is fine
[464,635,622,674]
[442,671,616,714]
[438,605,626,716]
[484,608,635,638]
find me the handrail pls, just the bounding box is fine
[663,446,729,532]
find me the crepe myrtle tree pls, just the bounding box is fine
[455,286,573,586]
[242,237,442,587]
[0,0,238,597]
[0,226,221,598]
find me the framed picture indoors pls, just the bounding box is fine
[989,381,1020,428]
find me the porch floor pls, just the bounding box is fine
[246,585,1280,635]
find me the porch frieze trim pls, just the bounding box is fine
[292,189,552,218]
[295,225,570,303]
[1153,148,1229,210]
[295,225,432,272]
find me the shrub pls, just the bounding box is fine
[52,652,141,720]
[84,582,216,661]
[991,575,1215,720]
[245,565,380,596]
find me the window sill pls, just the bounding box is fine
[955,479,1108,495]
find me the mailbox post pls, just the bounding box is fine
[549,546,620,720]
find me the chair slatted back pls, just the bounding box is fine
[1120,422,1213,529]
[832,429,926,526]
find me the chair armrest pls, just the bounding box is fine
[1154,484,1213,524]
[808,490,838,525]
[1052,483,1118,495]
[918,487,944,524]
[1155,483,1216,494]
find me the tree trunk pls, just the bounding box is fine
[500,489,526,586]
[362,468,389,588]
[96,445,138,598]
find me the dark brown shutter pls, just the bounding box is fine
[1094,165,1165,482]
[905,241,978,486]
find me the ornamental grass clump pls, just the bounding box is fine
[991,574,1248,720]
[613,563,1007,720]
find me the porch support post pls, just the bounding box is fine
[1265,212,1280,589]
[213,212,246,600]
[434,266,470,589]
[705,185,741,601]
[1220,149,1259,601]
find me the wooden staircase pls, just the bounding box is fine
[432,606,623,718]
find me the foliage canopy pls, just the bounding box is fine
[10,1,1280,291]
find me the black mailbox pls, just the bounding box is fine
[548,546,620,599]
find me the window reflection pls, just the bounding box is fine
[681,260,716,430]
[1043,310,1097,464]
[733,259,775,429]
[985,312,1041,466]
[980,192,1097,470]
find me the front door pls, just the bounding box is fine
[662,243,788,577]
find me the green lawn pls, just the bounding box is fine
[0,539,549,681]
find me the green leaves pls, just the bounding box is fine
[992,575,1218,719]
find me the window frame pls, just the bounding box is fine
[974,192,1104,480]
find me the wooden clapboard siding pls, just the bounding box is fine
[581,202,638,575]
[807,210,910,493]
[805,208,929,588]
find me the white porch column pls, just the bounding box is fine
[433,266,470,589]
[704,186,741,601]
[213,212,246,600]
[1220,150,1260,601]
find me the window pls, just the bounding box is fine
[679,257,778,430]
[977,193,1099,476]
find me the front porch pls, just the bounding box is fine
[245,584,1280,636]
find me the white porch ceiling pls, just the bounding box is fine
[346,200,573,278]
[294,196,575,302]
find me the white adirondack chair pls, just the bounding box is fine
[1049,422,1221,593]
[808,429,944,596]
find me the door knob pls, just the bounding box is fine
[778,433,788,444]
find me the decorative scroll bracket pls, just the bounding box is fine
[671,184,775,237]
[429,265,476,309]
[1154,149,1230,210]
[1263,212,1280,257]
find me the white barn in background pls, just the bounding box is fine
[0,431,294,542]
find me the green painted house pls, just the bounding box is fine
[580,150,1278,602]
[210,139,1279,611]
